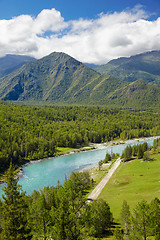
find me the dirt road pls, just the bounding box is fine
[87,158,121,201]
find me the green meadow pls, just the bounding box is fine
[98,153,160,220]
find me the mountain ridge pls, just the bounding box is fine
[0,51,160,109]
[95,50,160,87]
[0,54,36,78]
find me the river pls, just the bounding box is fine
[0,137,158,197]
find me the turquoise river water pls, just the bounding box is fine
[0,137,157,197]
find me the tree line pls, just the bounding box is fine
[121,142,149,161]
[99,142,150,168]
[114,198,160,240]
[1,163,160,239]
[1,139,160,239]
[0,101,160,173]
[0,164,113,239]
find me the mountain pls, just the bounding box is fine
[106,79,160,109]
[0,54,36,78]
[0,51,160,109]
[83,63,99,68]
[95,51,160,86]
[0,52,125,104]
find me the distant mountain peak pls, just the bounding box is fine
[0,51,160,110]
[0,54,36,79]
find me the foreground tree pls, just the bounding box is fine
[28,190,51,240]
[130,200,151,240]
[85,199,113,237]
[119,198,160,240]
[150,198,160,240]
[122,146,132,161]
[104,153,112,163]
[114,229,124,240]
[0,163,32,240]
[120,200,131,237]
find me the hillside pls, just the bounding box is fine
[0,54,36,78]
[95,50,160,86]
[0,51,160,109]
[0,52,125,104]
[106,79,160,109]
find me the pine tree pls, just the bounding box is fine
[50,186,71,240]
[131,200,151,240]
[120,200,131,237]
[150,198,160,240]
[28,190,51,240]
[122,145,132,161]
[1,163,32,240]
[85,199,112,237]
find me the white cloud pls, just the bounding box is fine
[33,8,68,34]
[0,6,160,64]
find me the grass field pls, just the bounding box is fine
[98,153,160,221]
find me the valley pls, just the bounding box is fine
[0,50,160,239]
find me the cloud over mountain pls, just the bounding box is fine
[0,6,160,64]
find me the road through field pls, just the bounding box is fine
[87,158,121,200]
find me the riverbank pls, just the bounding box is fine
[55,136,160,159]
[92,136,160,150]
[1,136,159,185]
[17,136,160,176]
[80,136,159,168]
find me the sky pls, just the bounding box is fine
[0,0,160,64]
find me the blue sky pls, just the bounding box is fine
[0,0,160,20]
[0,0,160,64]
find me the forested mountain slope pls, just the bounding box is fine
[0,51,160,109]
[95,50,160,86]
[106,79,160,109]
[0,52,125,104]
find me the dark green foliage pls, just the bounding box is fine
[131,201,152,240]
[49,171,91,239]
[104,152,112,163]
[98,160,103,170]
[119,198,160,240]
[122,142,149,161]
[50,188,72,240]
[137,144,144,159]
[122,145,132,161]
[85,199,113,237]
[1,165,104,239]
[120,200,131,236]
[68,171,91,194]
[114,229,124,240]
[1,163,32,239]
[0,102,160,173]
[153,138,160,151]
[150,198,160,239]
[28,190,52,240]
